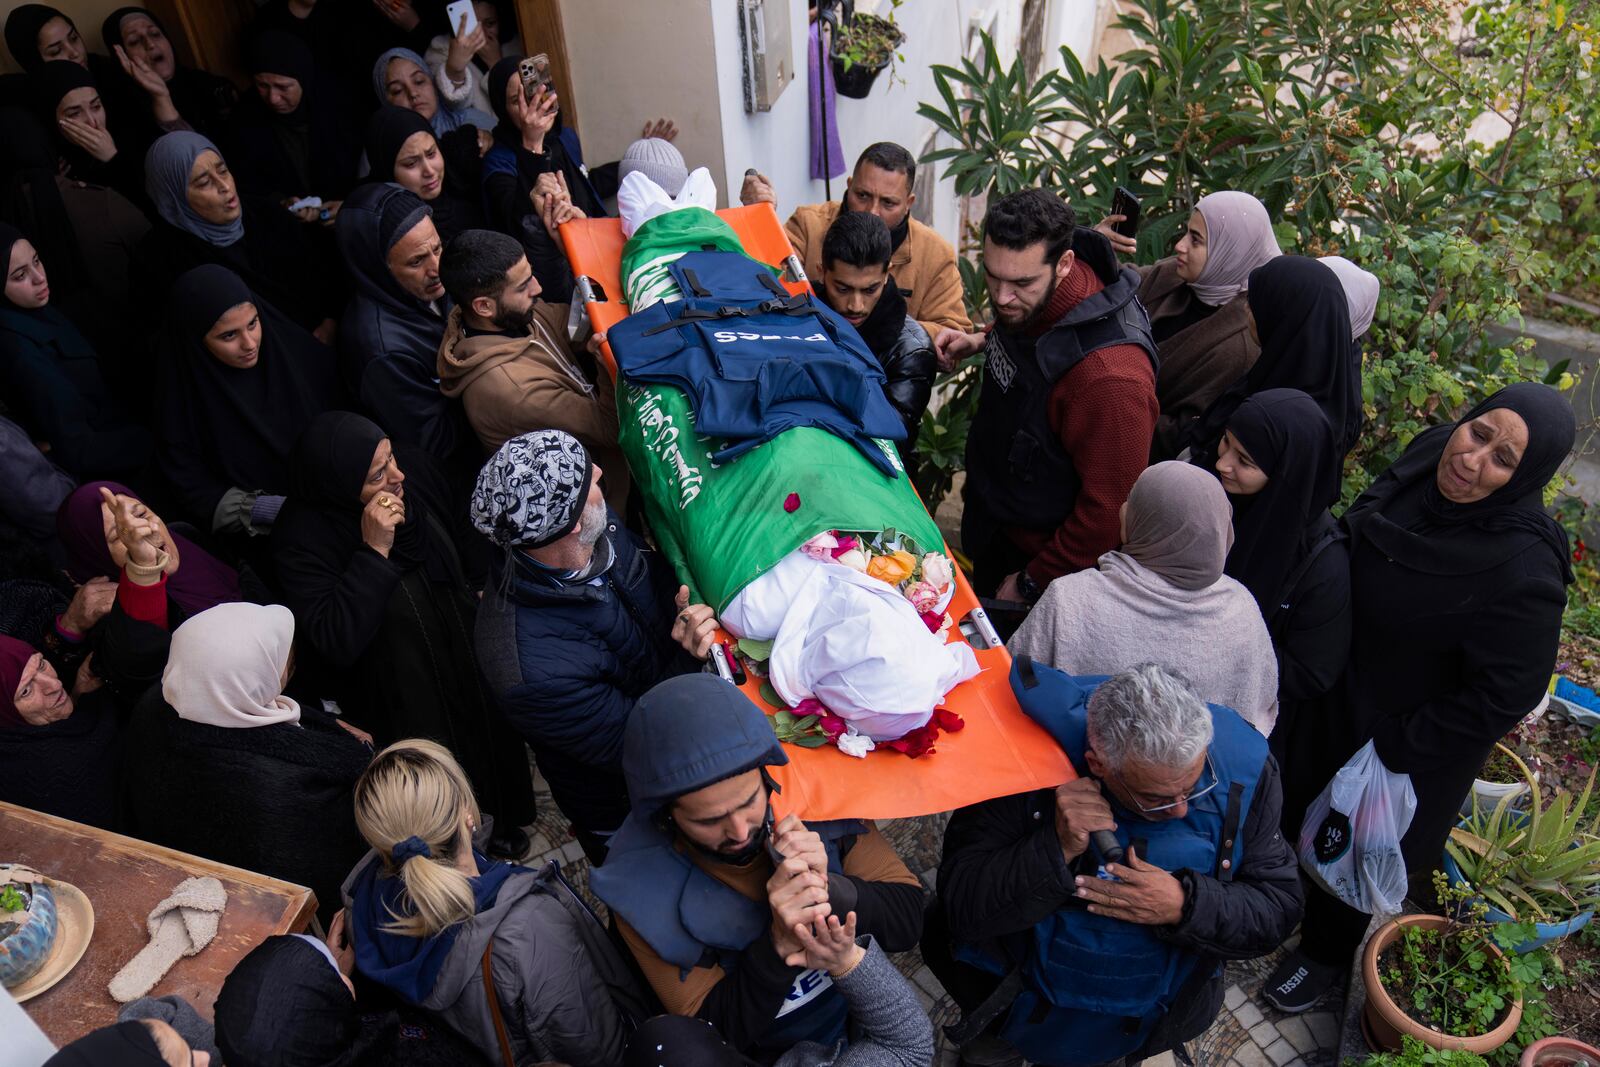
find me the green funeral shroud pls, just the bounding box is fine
[617,378,944,614]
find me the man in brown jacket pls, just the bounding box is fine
[741,142,971,338]
[436,229,629,511]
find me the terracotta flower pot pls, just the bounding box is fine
[1361,913,1523,1054]
[1520,1036,1600,1067]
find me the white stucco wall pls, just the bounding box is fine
[558,0,1107,249]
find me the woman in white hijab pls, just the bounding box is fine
[1008,461,1280,736]
[1100,191,1282,460]
[1318,255,1381,341]
[122,602,373,919]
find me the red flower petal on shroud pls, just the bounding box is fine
[933,708,966,733]
[783,493,801,513]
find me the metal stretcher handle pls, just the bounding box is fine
[575,275,609,305]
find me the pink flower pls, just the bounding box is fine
[919,610,944,633]
[836,548,868,572]
[920,552,954,591]
[793,697,827,718]
[801,532,838,561]
[906,580,941,613]
[829,534,858,558]
[818,713,848,739]
[783,493,801,513]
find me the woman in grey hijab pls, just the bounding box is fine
[134,130,341,336]
[1009,460,1280,735]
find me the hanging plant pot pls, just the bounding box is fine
[830,13,905,99]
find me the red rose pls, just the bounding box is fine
[886,725,938,758]
[783,493,801,513]
[920,611,944,633]
[819,713,848,739]
[933,708,966,733]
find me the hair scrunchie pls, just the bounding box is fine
[391,834,432,862]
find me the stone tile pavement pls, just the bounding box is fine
[512,764,1349,1067]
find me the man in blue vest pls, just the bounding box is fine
[927,660,1302,1067]
[591,673,926,1063]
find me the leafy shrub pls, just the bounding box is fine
[914,0,1599,512]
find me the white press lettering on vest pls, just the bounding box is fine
[984,330,1016,392]
[774,968,834,1018]
[711,330,830,343]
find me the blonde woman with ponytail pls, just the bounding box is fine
[342,740,642,1067]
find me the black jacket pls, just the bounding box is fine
[474,517,690,837]
[879,316,936,443]
[122,693,372,920]
[1317,531,1564,872]
[936,758,1301,1049]
[0,304,152,480]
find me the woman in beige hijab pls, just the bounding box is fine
[1009,461,1280,735]
[122,602,373,919]
[1100,191,1282,460]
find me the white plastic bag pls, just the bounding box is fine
[1297,740,1417,916]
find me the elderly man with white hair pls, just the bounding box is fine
[926,660,1302,1067]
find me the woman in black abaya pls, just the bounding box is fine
[363,105,483,245]
[272,412,536,860]
[1188,255,1361,494]
[135,130,340,337]
[1264,382,1575,1012]
[480,56,605,302]
[1213,388,1351,764]
[224,29,361,204]
[156,264,344,549]
[28,59,147,202]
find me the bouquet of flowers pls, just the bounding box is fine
[799,527,956,636]
[735,526,965,759]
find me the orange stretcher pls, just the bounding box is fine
[560,204,1074,821]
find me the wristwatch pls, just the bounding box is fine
[1016,569,1041,603]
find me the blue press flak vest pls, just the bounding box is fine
[955,658,1266,1067]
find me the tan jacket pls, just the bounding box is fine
[785,200,971,338]
[436,302,630,511]
[1139,257,1260,462]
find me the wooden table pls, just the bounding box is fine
[0,801,317,1047]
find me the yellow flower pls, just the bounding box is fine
[866,550,916,586]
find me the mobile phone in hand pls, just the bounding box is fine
[446,0,478,37]
[1111,186,1141,239]
[519,54,553,106]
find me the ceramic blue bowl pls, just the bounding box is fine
[0,880,59,988]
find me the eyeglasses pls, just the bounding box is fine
[1115,752,1219,814]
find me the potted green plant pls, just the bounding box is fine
[0,866,58,990]
[1444,751,1600,952]
[829,1,906,99]
[1362,879,1534,1055]
[1358,1034,1491,1067]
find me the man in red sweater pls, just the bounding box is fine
[935,190,1158,604]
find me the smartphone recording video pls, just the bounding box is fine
[519,54,553,107]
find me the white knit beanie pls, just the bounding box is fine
[617,138,688,197]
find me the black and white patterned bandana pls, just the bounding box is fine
[471,431,594,548]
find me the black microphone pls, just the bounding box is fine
[1091,829,1125,865]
